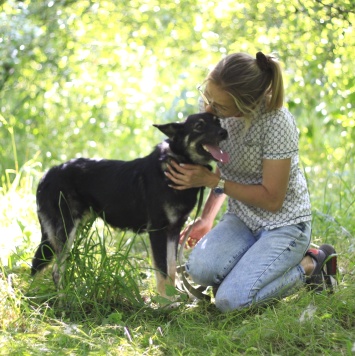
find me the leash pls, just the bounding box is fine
[177,187,211,301]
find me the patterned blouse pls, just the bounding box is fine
[216,100,312,233]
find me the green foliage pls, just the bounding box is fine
[0,0,354,355]
[0,0,354,172]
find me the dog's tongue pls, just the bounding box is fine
[204,144,230,163]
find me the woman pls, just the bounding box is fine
[165,52,337,312]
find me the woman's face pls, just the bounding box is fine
[199,81,241,118]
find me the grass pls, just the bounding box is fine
[0,150,354,355]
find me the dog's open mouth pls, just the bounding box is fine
[203,144,230,164]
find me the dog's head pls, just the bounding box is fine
[154,112,229,165]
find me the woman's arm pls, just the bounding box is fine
[178,167,226,246]
[166,158,291,213]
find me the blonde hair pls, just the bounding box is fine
[207,52,284,118]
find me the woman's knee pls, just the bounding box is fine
[214,286,251,313]
[185,252,218,286]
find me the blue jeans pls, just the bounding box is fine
[186,213,311,312]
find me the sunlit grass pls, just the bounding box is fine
[0,150,354,354]
[28,219,148,321]
[0,157,42,269]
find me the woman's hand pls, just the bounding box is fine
[165,160,218,190]
[179,217,213,248]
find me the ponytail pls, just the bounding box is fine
[256,52,284,111]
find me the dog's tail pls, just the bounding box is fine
[31,238,55,276]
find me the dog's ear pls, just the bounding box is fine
[153,123,184,139]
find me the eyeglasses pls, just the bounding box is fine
[197,84,225,118]
[197,84,239,118]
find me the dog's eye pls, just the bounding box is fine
[194,121,205,131]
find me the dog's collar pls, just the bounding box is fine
[160,140,189,165]
[166,152,188,165]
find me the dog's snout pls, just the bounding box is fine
[219,129,228,140]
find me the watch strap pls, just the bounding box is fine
[213,177,225,194]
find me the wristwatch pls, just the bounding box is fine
[213,177,226,195]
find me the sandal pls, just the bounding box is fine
[306,244,338,292]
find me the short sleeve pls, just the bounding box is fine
[263,109,299,160]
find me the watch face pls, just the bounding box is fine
[214,187,224,194]
[214,178,225,194]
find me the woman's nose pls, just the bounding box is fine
[205,104,215,114]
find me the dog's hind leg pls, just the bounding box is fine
[52,218,80,291]
[31,213,57,275]
[34,189,83,292]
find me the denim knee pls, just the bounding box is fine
[214,286,250,312]
[215,295,240,313]
[185,213,256,287]
[185,256,217,286]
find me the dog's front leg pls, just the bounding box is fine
[149,231,177,297]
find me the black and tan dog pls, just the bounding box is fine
[31,112,229,296]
